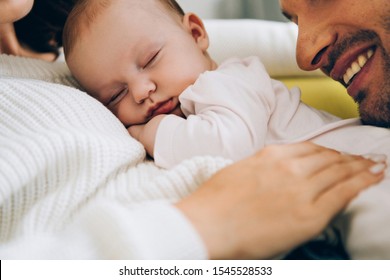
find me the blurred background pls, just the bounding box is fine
[176,0,286,22]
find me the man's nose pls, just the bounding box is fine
[295,23,335,72]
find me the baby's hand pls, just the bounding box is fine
[127,115,166,157]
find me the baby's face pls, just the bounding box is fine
[67,0,215,127]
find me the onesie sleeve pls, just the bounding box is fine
[154,57,277,169]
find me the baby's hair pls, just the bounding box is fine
[164,0,185,16]
[63,0,185,58]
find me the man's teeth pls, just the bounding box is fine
[343,49,374,85]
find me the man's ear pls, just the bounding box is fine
[182,13,209,51]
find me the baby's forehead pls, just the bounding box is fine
[65,0,179,56]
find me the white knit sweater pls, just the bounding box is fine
[0,54,230,259]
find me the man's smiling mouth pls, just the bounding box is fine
[343,48,374,85]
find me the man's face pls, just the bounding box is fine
[280,0,390,127]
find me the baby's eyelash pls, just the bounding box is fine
[144,50,160,68]
[109,93,120,103]
[107,88,128,106]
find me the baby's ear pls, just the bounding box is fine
[182,13,209,51]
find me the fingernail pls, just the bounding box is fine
[369,163,387,174]
[363,153,387,163]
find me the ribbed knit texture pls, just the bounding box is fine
[0,54,230,259]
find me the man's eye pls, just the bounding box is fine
[107,88,128,107]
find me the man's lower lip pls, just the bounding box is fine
[346,50,375,100]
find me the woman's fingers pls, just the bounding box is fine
[306,154,386,198]
[255,142,354,178]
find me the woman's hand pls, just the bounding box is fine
[176,142,386,259]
